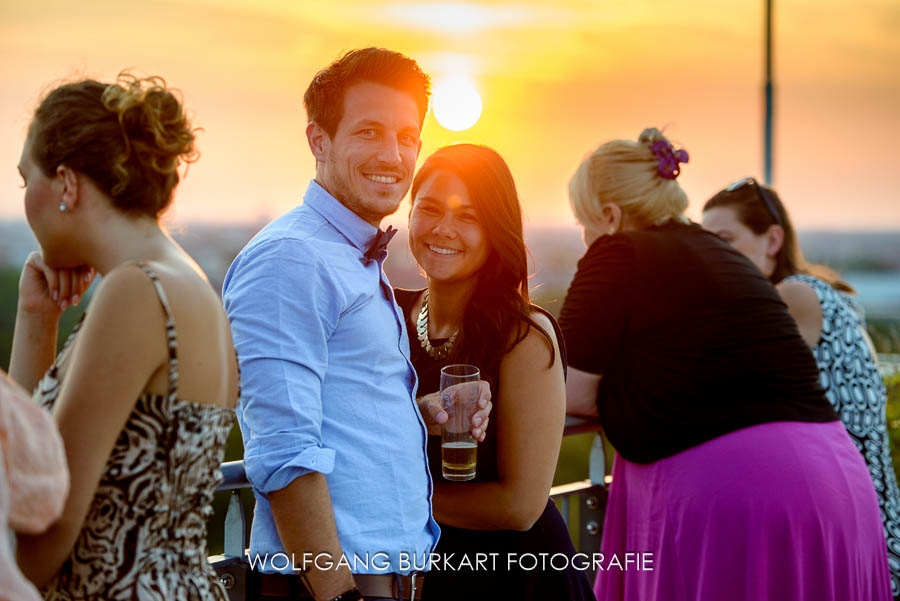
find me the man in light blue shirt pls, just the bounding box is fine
[223,48,488,601]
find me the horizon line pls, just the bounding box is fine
[1,217,899,235]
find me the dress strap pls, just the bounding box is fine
[134,261,179,401]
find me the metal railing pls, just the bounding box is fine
[878,353,900,377]
[208,360,899,598]
[208,416,608,599]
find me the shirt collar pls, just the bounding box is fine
[303,179,381,252]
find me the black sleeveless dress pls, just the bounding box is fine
[394,288,594,601]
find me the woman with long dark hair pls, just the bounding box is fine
[11,73,238,600]
[703,179,900,599]
[396,144,593,600]
[561,128,890,601]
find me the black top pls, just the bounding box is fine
[394,288,594,601]
[394,289,566,484]
[558,220,837,464]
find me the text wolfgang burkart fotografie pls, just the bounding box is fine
[248,551,655,573]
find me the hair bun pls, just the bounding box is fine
[568,128,690,230]
[638,127,688,180]
[29,72,198,218]
[102,72,197,196]
[638,127,667,146]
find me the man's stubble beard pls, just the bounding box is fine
[322,151,408,226]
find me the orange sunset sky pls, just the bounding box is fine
[1,0,898,230]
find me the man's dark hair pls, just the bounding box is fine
[303,47,431,138]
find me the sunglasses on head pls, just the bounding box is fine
[725,177,782,227]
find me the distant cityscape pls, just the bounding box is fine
[2,219,899,320]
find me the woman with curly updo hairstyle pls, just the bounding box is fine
[29,73,197,218]
[560,129,890,600]
[11,73,238,600]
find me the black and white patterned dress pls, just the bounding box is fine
[786,273,900,598]
[35,262,235,601]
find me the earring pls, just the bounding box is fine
[59,202,68,212]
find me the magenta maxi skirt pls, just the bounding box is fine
[594,420,891,601]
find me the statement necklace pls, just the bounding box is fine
[417,289,458,360]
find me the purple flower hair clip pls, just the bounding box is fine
[650,140,689,180]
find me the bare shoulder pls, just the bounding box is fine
[143,257,234,323]
[776,278,824,347]
[138,259,239,406]
[528,310,557,341]
[501,310,560,370]
[63,264,169,383]
[776,279,821,313]
[88,263,165,326]
[98,261,156,291]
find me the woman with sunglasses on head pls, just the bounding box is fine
[11,73,238,600]
[395,144,594,601]
[703,179,900,599]
[562,128,891,601]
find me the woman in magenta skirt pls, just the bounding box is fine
[560,128,891,601]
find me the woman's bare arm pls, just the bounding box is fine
[431,313,566,531]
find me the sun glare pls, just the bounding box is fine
[432,76,483,132]
[381,3,537,34]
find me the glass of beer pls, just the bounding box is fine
[440,364,480,481]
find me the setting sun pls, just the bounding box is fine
[0,0,898,228]
[431,75,483,132]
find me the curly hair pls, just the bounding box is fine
[28,71,198,218]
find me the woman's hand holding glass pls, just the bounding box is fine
[417,381,492,440]
[18,251,95,316]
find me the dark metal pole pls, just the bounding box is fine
[764,0,774,185]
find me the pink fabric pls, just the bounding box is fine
[0,373,68,601]
[594,420,891,601]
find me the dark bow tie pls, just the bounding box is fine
[364,225,397,263]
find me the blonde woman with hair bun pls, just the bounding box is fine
[560,129,890,601]
[568,128,689,246]
[11,73,238,600]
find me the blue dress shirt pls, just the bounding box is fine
[223,181,439,574]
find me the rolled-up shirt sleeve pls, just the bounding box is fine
[223,237,345,494]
